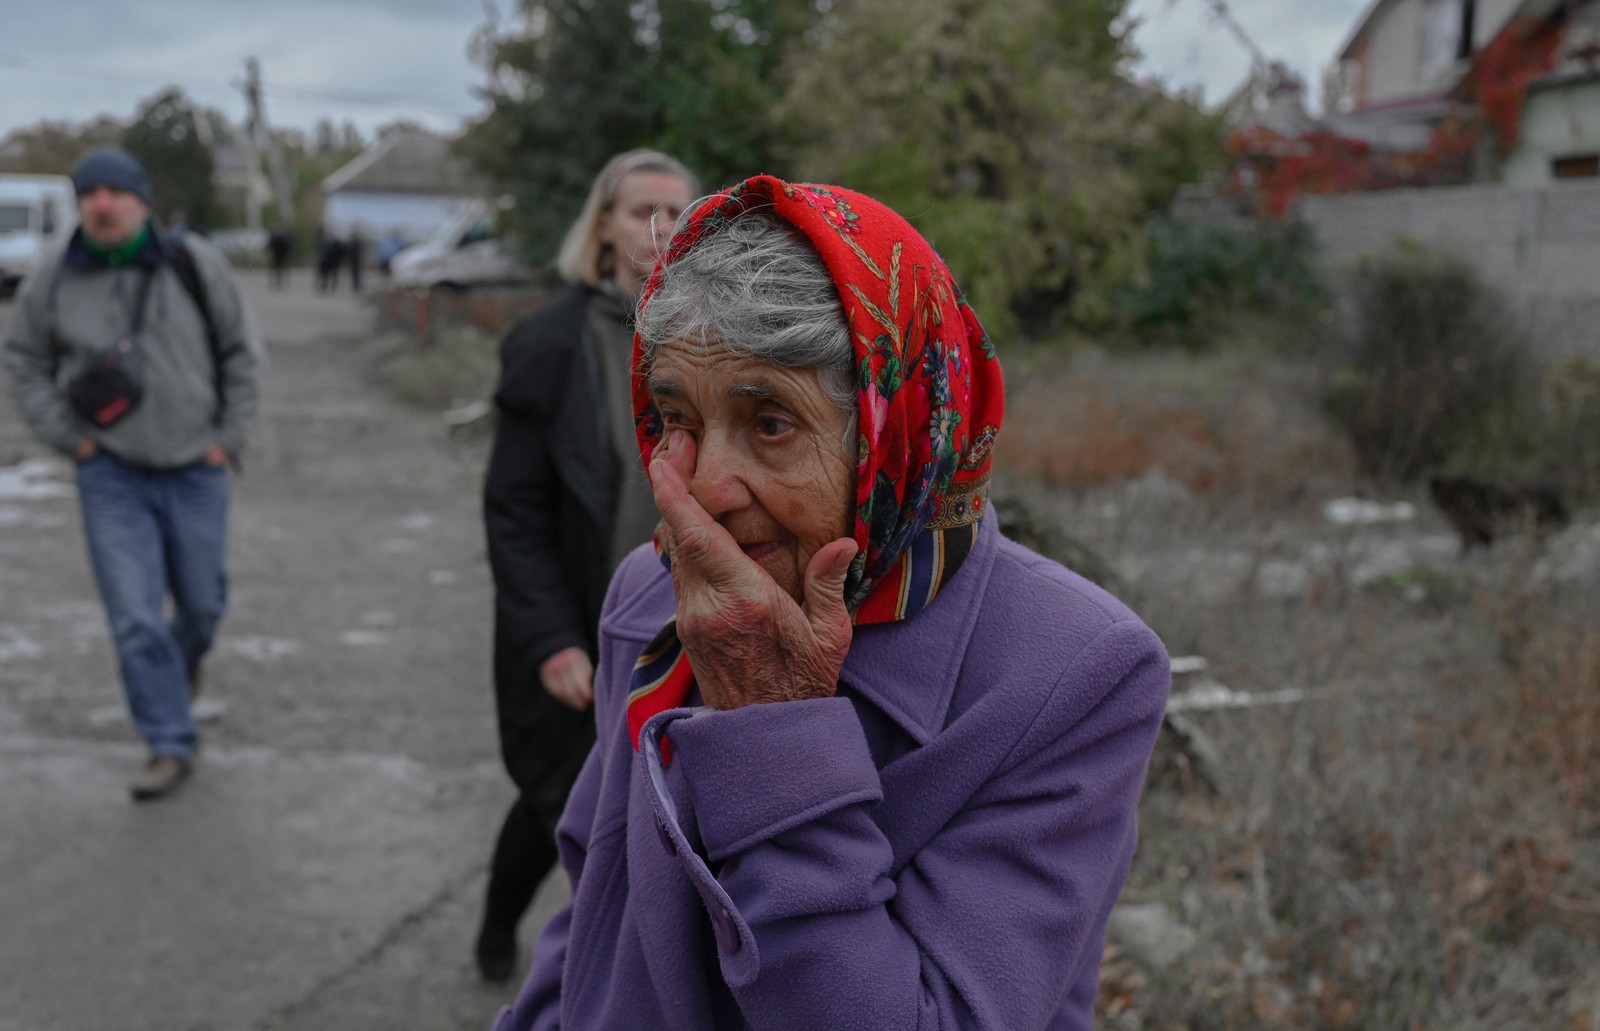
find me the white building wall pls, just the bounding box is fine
[1355,0,1523,108]
[322,191,478,244]
[1502,80,1600,186]
[1361,0,1440,106]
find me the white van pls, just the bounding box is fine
[388,200,530,290]
[0,175,77,300]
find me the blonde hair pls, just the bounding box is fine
[555,149,698,287]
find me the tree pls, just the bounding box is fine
[122,87,217,229]
[0,116,125,175]
[461,0,819,267]
[777,0,1221,335]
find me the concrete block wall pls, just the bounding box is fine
[1297,182,1600,361]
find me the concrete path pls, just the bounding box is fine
[0,271,563,1030]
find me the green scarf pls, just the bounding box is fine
[83,223,150,266]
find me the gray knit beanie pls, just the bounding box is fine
[72,146,153,208]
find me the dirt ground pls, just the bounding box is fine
[0,269,555,1030]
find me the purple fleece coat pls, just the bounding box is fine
[493,514,1170,1030]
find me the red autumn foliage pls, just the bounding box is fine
[1473,15,1563,150]
[1226,13,1569,216]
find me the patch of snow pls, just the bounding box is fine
[0,628,43,664]
[0,459,71,501]
[217,636,302,663]
[1323,497,1417,526]
[393,512,436,532]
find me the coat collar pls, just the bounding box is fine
[840,512,998,745]
[605,512,1000,748]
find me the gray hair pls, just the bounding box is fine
[635,206,856,414]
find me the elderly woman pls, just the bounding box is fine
[494,176,1170,1030]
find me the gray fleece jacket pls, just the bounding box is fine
[4,225,264,468]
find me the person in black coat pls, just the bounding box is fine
[476,149,697,983]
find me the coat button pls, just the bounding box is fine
[710,902,741,953]
[655,816,677,857]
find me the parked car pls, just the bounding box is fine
[0,174,76,300]
[389,202,530,290]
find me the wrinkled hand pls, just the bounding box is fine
[203,444,229,467]
[540,646,594,711]
[649,430,857,710]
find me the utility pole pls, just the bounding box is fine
[237,58,296,231]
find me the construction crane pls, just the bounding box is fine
[1201,0,1271,77]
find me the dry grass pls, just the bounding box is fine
[997,345,1599,1029]
[996,347,1359,512]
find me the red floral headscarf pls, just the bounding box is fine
[627,176,1005,748]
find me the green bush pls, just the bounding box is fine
[1324,246,1535,484]
[1112,219,1327,349]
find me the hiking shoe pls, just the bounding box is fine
[129,756,191,802]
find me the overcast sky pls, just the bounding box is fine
[0,0,1372,145]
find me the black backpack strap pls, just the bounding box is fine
[164,236,225,422]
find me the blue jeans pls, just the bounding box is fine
[75,452,230,759]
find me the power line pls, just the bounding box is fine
[0,52,475,114]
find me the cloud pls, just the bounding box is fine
[0,0,489,139]
[1125,0,1369,111]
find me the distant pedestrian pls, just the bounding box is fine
[267,224,292,289]
[315,225,343,292]
[474,149,697,983]
[3,146,265,802]
[376,228,405,278]
[347,227,364,292]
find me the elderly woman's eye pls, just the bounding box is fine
[755,415,793,438]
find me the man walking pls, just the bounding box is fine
[4,146,264,801]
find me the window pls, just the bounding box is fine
[1422,0,1474,76]
[41,199,56,235]
[458,216,497,247]
[0,204,29,232]
[1552,154,1600,179]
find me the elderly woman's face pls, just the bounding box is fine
[649,340,855,603]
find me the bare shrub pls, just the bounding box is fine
[1324,246,1535,484]
[1543,356,1600,502]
